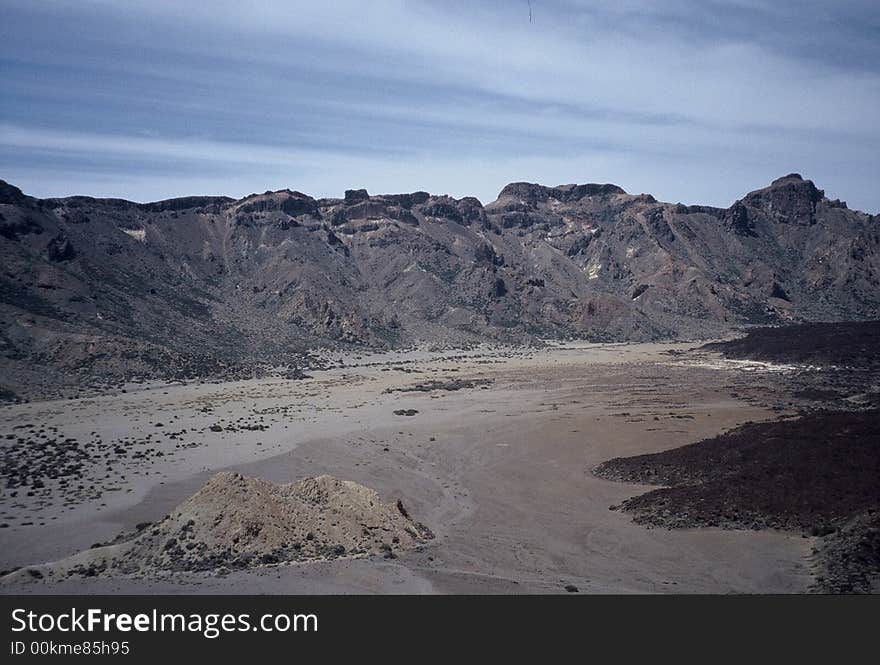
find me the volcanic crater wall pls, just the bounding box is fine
[1,173,878,397]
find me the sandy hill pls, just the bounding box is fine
[3,473,433,580]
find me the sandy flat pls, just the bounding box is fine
[0,341,812,593]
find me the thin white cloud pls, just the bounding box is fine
[1,1,878,210]
[59,0,879,133]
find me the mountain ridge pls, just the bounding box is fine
[1,173,878,399]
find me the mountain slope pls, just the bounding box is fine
[1,174,878,398]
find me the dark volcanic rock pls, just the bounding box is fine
[497,182,552,204]
[344,188,370,204]
[235,190,318,217]
[551,183,626,200]
[385,378,493,394]
[721,202,756,236]
[594,408,880,592]
[0,180,27,205]
[770,281,790,301]
[0,213,43,240]
[703,321,880,368]
[45,232,76,262]
[596,410,880,534]
[139,196,235,213]
[393,409,419,416]
[643,207,675,243]
[743,173,824,225]
[497,182,625,204]
[811,511,880,593]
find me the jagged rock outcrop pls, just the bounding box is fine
[44,233,76,262]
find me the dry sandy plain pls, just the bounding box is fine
[0,342,813,593]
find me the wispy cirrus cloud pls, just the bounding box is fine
[1,1,878,210]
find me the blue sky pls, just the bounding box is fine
[1,0,878,211]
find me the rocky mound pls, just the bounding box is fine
[19,473,433,579]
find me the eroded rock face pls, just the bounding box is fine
[1,174,879,398]
[743,173,825,225]
[344,188,370,204]
[139,196,235,213]
[233,190,319,217]
[721,202,756,236]
[496,182,626,204]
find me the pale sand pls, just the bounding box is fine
[0,342,813,593]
